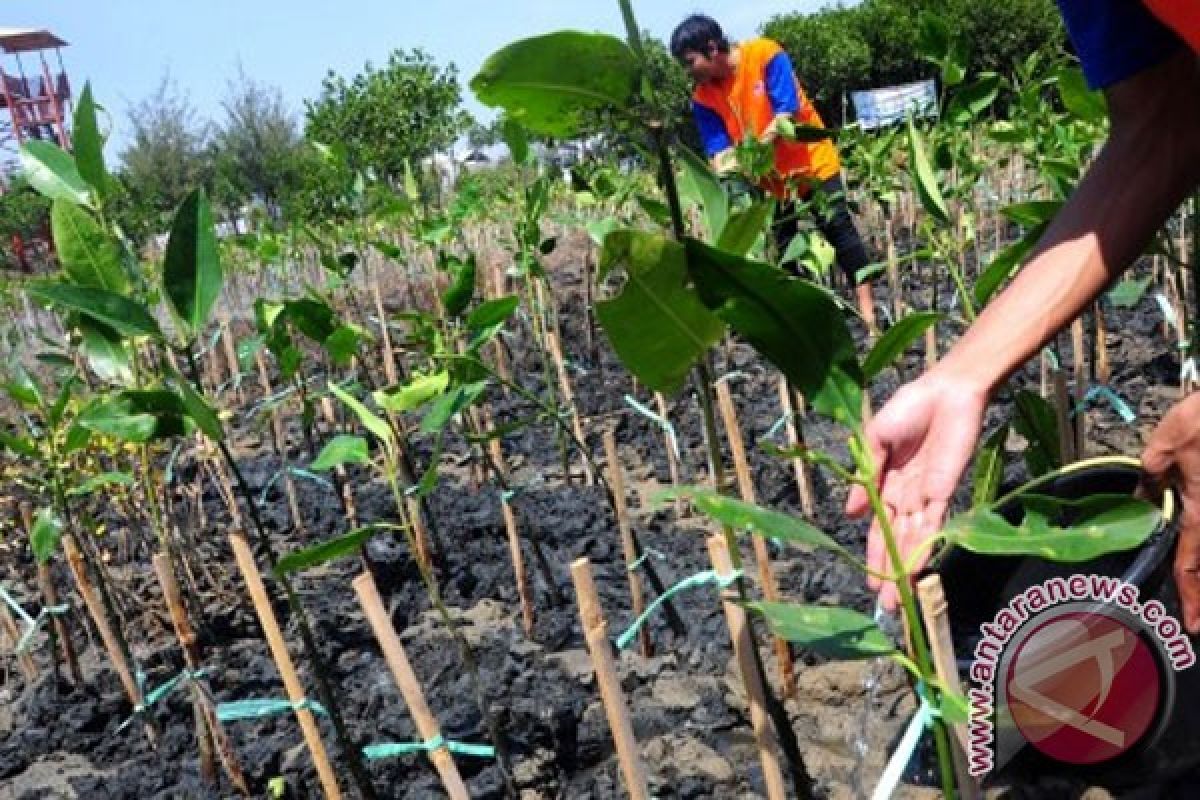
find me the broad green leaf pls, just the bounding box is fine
[283,298,337,343]
[916,11,952,63]
[30,508,64,564]
[663,487,847,557]
[311,435,370,471]
[375,372,450,414]
[178,379,223,441]
[0,431,39,459]
[27,281,162,340]
[328,383,393,448]
[323,325,362,367]
[1001,201,1062,228]
[471,32,639,137]
[1107,278,1151,309]
[73,83,110,198]
[677,147,729,242]
[3,364,42,408]
[442,256,476,318]
[906,117,949,226]
[684,238,863,425]
[466,296,519,348]
[501,116,530,165]
[862,312,943,380]
[973,425,1008,507]
[79,319,133,385]
[274,525,381,577]
[780,232,810,266]
[747,602,896,660]
[974,220,1049,307]
[19,140,91,206]
[51,201,127,293]
[937,690,971,725]
[1056,66,1107,123]
[586,218,620,247]
[946,74,1000,124]
[596,230,725,395]
[63,423,91,454]
[163,188,222,335]
[78,390,188,442]
[420,381,488,434]
[717,200,773,257]
[1012,390,1061,477]
[67,471,135,498]
[941,496,1161,562]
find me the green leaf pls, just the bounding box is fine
[78,390,188,442]
[677,147,729,241]
[501,116,530,165]
[73,83,110,198]
[375,372,450,414]
[67,471,135,498]
[0,431,40,459]
[79,319,133,385]
[30,508,64,564]
[63,423,91,454]
[747,602,896,660]
[946,74,1000,124]
[1001,200,1062,228]
[311,435,370,471]
[917,11,952,63]
[274,525,382,577]
[862,312,943,381]
[684,238,863,425]
[936,690,971,725]
[663,487,848,557]
[942,496,1161,562]
[974,220,1050,307]
[51,200,127,293]
[595,230,725,395]
[323,325,362,367]
[906,117,950,226]
[328,383,393,448]
[466,296,519,348]
[178,379,223,441]
[27,281,162,340]
[717,200,773,257]
[3,364,42,408]
[1056,66,1107,123]
[471,32,639,138]
[420,381,488,434]
[442,256,476,318]
[973,425,1008,508]
[1107,278,1151,309]
[18,140,91,206]
[1012,390,1061,477]
[283,298,337,343]
[162,188,222,335]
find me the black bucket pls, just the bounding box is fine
[930,456,1200,789]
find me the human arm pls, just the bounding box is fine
[692,100,737,174]
[847,48,1200,611]
[762,50,801,145]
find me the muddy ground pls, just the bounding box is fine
[0,230,1196,799]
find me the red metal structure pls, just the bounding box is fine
[0,27,71,270]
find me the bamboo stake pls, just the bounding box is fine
[352,571,469,800]
[925,325,938,369]
[653,393,684,514]
[219,313,242,404]
[1071,318,1088,458]
[778,380,814,518]
[705,535,787,800]
[255,351,305,535]
[20,502,80,686]
[371,279,398,387]
[715,382,796,698]
[228,532,343,800]
[569,558,650,800]
[1093,301,1111,385]
[0,585,37,682]
[602,431,651,658]
[152,554,250,794]
[63,536,156,744]
[1052,368,1077,464]
[917,574,983,800]
[545,328,593,485]
[500,494,535,636]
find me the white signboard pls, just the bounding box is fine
[850,79,938,130]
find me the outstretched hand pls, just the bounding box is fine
[1142,393,1200,634]
[846,371,989,611]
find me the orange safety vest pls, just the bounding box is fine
[1143,0,1200,50]
[693,38,840,198]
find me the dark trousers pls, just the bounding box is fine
[773,175,871,287]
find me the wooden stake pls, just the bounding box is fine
[1051,368,1076,464]
[602,431,651,658]
[705,535,787,800]
[545,328,593,485]
[152,554,250,794]
[219,313,242,404]
[371,279,398,387]
[569,559,651,800]
[778,380,814,519]
[1071,318,1088,458]
[1093,301,1111,385]
[917,574,983,800]
[653,393,684,513]
[255,351,305,535]
[0,584,38,682]
[228,532,343,800]
[500,494,535,636]
[715,382,796,698]
[925,324,938,369]
[20,502,79,685]
[63,536,156,744]
[352,571,470,800]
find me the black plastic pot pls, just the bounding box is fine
[930,456,1200,789]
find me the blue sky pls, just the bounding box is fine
[2,0,832,160]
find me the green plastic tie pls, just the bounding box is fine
[624,394,680,459]
[871,682,937,800]
[118,668,210,731]
[615,569,743,650]
[363,734,496,761]
[1075,385,1137,424]
[2,585,69,656]
[762,412,791,442]
[216,696,329,722]
[627,548,667,572]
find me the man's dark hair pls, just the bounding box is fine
[670,15,730,61]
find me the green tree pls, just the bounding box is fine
[0,176,51,270]
[304,49,466,183]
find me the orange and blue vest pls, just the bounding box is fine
[691,38,840,198]
[1056,0,1200,88]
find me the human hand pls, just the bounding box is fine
[1141,393,1200,634]
[846,371,989,611]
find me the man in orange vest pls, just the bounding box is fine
[670,14,878,333]
[851,0,1200,629]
